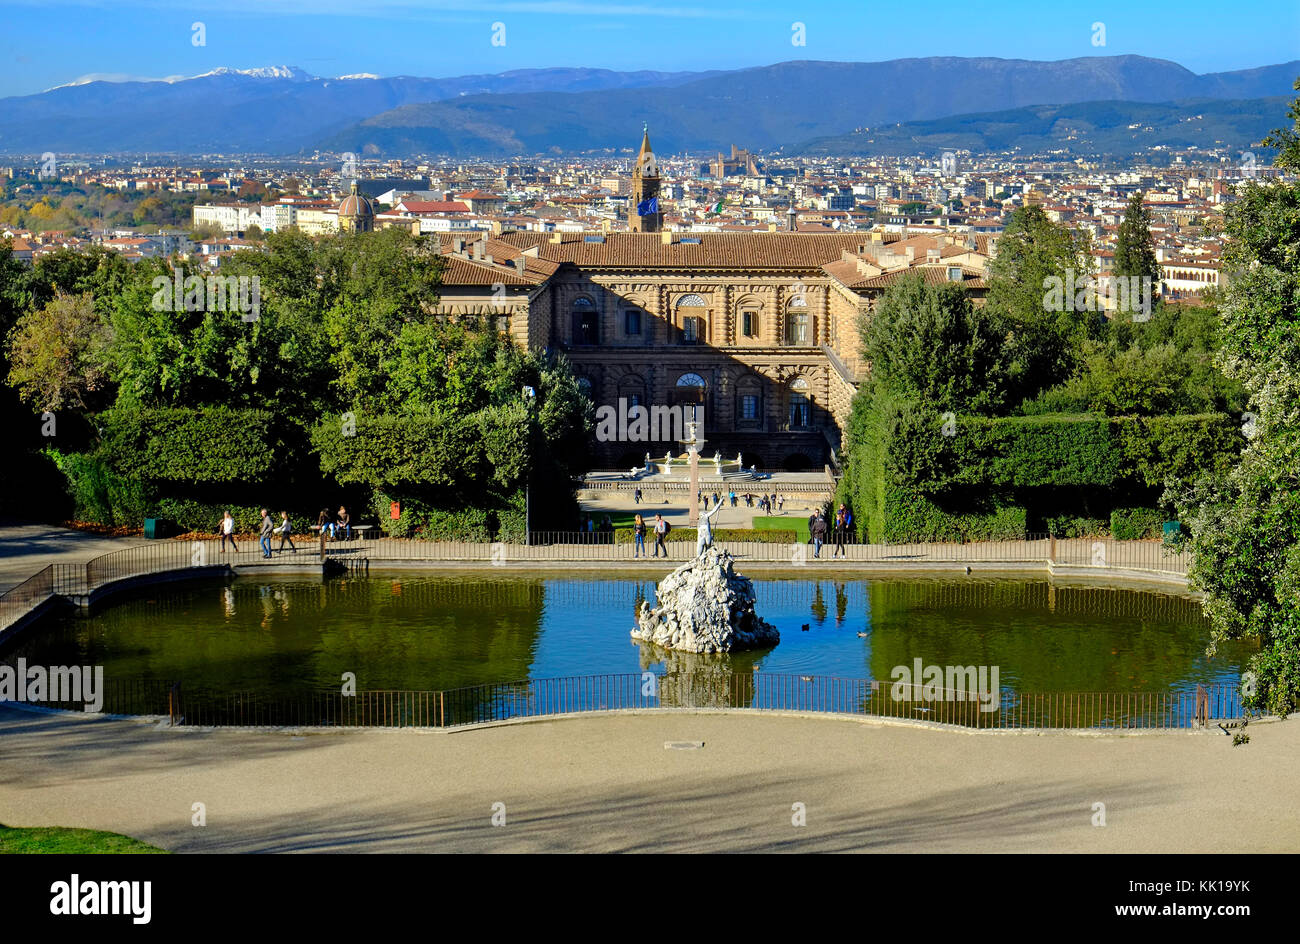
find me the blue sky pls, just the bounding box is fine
[1,0,1297,98]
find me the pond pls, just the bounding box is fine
[2,572,1251,700]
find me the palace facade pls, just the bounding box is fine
[430,133,990,470]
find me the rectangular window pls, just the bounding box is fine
[682,317,697,342]
[742,311,756,337]
[625,309,642,335]
[742,395,758,420]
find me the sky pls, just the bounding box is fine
[0,0,1297,98]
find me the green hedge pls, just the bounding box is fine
[613,528,798,544]
[150,500,315,536]
[1109,507,1164,540]
[1044,515,1109,538]
[98,406,279,485]
[881,484,1027,542]
[373,490,526,542]
[46,449,152,528]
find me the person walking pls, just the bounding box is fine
[833,504,849,558]
[811,511,828,559]
[634,487,642,505]
[653,513,669,558]
[633,513,647,558]
[777,494,784,514]
[259,508,273,559]
[219,511,238,553]
[275,511,296,554]
[729,489,736,507]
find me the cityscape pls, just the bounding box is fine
[0,0,1296,905]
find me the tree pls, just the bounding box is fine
[1178,88,1300,717]
[1114,192,1161,287]
[986,204,1100,403]
[860,272,1011,414]
[6,292,110,410]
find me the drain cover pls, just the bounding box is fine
[664,741,705,750]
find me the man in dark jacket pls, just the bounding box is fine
[811,512,828,558]
[259,509,273,559]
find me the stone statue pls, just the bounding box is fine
[644,452,652,472]
[736,451,743,465]
[695,499,723,558]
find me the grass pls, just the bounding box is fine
[0,824,168,854]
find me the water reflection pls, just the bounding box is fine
[1,573,1252,699]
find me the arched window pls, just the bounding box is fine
[789,377,810,428]
[572,296,599,345]
[676,372,707,389]
[676,294,708,345]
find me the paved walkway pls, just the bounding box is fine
[0,520,147,593]
[0,707,1293,853]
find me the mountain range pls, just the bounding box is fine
[0,57,1295,158]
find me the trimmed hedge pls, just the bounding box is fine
[1044,515,1109,538]
[98,406,279,485]
[151,500,315,536]
[881,484,1027,542]
[1109,507,1164,541]
[373,490,526,542]
[613,528,798,544]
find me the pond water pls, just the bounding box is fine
[2,572,1251,698]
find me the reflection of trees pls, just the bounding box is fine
[866,579,1256,693]
[811,583,827,625]
[834,583,848,624]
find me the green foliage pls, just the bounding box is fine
[373,490,525,542]
[859,272,1012,413]
[878,484,1027,542]
[1177,89,1300,718]
[46,448,152,528]
[98,406,279,485]
[150,500,313,536]
[1109,507,1164,540]
[1044,515,1108,538]
[1114,192,1161,285]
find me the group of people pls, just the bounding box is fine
[631,513,672,558]
[217,505,352,558]
[808,504,853,558]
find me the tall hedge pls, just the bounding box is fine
[98,406,279,484]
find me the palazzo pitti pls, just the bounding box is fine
[426,133,990,470]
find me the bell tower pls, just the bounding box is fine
[630,125,662,233]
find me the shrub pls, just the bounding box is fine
[1109,507,1164,540]
[98,406,279,485]
[150,500,313,536]
[46,448,152,528]
[373,490,525,542]
[1044,515,1109,538]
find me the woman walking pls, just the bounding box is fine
[219,511,238,553]
[633,513,647,558]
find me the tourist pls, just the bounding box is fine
[729,489,736,507]
[712,491,719,508]
[259,508,273,559]
[219,510,238,553]
[633,513,647,557]
[317,507,333,539]
[653,513,668,557]
[777,494,784,513]
[811,511,828,558]
[276,511,296,554]
[336,505,351,541]
[634,487,642,504]
[833,504,850,557]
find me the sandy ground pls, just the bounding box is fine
[1,705,1294,853]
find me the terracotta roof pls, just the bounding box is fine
[850,266,987,290]
[398,200,470,214]
[497,231,871,270]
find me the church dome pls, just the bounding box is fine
[338,180,374,219]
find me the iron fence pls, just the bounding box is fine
[73,673,1243,730]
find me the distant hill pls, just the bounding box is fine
[792,96,1292,159]
[0,56,1295,156]
[320,56,1300,158]
[0,66,722,154]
